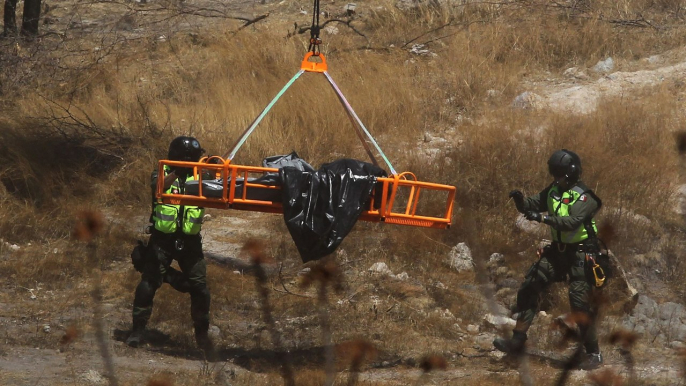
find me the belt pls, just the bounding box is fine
[150,230,200,249]
[552,239,598,253]
[551,241,583,252]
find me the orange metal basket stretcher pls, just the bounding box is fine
[156,52,456,229]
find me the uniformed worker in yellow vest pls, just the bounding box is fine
[127,136,211,352]
[494,149,604,370]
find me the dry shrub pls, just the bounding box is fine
[441,89,679,263]
[147,375,175,386]
[419,353,448,372]
[588,368,624,386]
[1,2,686,383]
[2,0,686,236]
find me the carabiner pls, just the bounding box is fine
[592,263,606,287]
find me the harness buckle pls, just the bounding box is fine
[175,239,185,251]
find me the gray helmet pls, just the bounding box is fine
[168,136,204,161]
[547,149,581,184]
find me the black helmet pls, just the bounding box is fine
[547,149,582,183]
[168,136,204,161]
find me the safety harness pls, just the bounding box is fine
[574,183,606,287]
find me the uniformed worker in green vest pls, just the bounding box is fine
[127,136,212,352]
[493,149,604,370]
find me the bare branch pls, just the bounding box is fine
[237,13,270,30]
[402,18,455,48]
[297,19,369,45]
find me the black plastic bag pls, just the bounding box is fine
[279,158,387,262]
[263,151,315,172]
[185,152,312,200]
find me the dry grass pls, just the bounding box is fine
[2,0,686,384]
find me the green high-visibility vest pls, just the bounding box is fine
[152,165,205,235]
[546,185,598,244]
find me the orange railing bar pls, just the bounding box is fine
[156,159,456,229]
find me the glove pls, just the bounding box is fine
[524,211,543,222]
[509,190,524,203]
[170,167,191,179]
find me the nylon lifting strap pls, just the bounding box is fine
[223,0,397,175]
[224,70,305,160]
[224,65,397,175]
[323,71,397,175]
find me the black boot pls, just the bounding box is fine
[126,322,146,348]
[194,322,214,355]
[579,352,603,370]
[493,331,527,354]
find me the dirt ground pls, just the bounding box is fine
[3,0,686,385]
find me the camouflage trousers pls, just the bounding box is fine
[132,233,210,333]
[514,244,599,353]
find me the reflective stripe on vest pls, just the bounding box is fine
[546,185,598,244]
[152,165,205,235]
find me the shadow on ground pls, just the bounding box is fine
[113,328,403,372]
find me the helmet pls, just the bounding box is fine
[547,149,582,183]
[168,136,204,162]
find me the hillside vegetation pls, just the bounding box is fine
[1,0,686,385]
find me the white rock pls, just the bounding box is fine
[512,91,543,109]
[209,325,221,340]
[447,242,474,272]
[466,324,480,334]
[324,25,339,35]
[563,67,589,80]
[344,3,356,14]
[368,262,394,276]
[437,308,455,319]
[592,57,614,74]
[396,272,409,280]
[483,313,516,329]
[486,89,501,98]
[409,43,436,57]
[81,370,106,384]
[646,55,661,64]
[232,270,241,275]
[298,268,311,276]
[669,341,686,349]
[43,325,51,333]
[488,253,504,265]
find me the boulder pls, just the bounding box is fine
[446,243,474,272]
[592,57,614,74]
